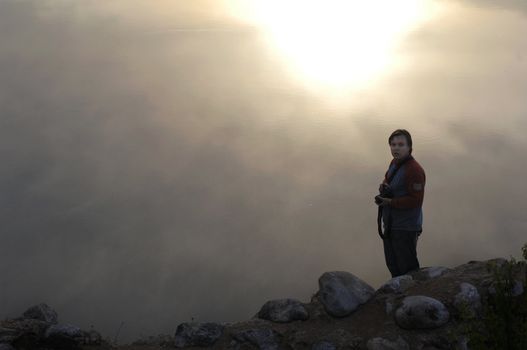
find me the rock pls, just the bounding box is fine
[412,267,451,281]
[378,276,414,294]
[312,340,336,350]
[258,298,309,323]
[0,344,16,350]
[174,322,224,348]
[367,336,409,350]
[44,324,84,349]
[454,282,481,318]
[318,271,375,317]
[22,303,58,324]
[232,328,281,350]
[394,296,450,329]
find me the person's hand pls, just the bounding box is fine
[374,196,392,206]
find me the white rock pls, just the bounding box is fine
[395,296,450,329]
[318,271,375,317]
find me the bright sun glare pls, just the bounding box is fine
[228,0,440,91]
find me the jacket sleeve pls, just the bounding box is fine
[390,162,425,209]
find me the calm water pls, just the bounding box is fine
[1,0,526,343]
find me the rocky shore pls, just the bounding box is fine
[2,258,525,350]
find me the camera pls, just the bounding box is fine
[375,183,393,205]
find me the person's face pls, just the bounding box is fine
[390,135,410,160]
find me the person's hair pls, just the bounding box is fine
[388,129,413,154]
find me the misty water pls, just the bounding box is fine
[1,0,526,344]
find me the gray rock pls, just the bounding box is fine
[174,322,224,348]
[318,271,375,317]
[45,324,83,338]
[367,336,409,350]
[258,298,309,323]
[22,303,58,324]
[0,344,16,350]
[44,324,84,349]
[379,276,414,294]
[232,328,280,350]
[454,282,482,318]
[312,340,336,350]
[395,296,450,329]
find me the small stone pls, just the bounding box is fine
[174,322,224,348]
[45,324,83,338]
[395,296,449,329]
[318,271,375,317]
[367,336,409,350]
[44,324,84,349]
[378,276,414,294]
[22,303,58,324]
[258,298,309,323]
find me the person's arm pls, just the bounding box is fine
[390,162,425,209]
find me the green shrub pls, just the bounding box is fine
[463,246,527,350]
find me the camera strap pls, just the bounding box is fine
[377,155,413,239]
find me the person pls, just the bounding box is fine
[375,129,426,278]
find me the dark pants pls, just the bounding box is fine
[383,230,420,278]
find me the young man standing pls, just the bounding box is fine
[375,129,426,277]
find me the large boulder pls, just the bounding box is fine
[231,328,281,350]
[22,303,58,324]
[318,271,375,317]
[395,296,450,329]
[174,322,224,348]
[258,298,309,323]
